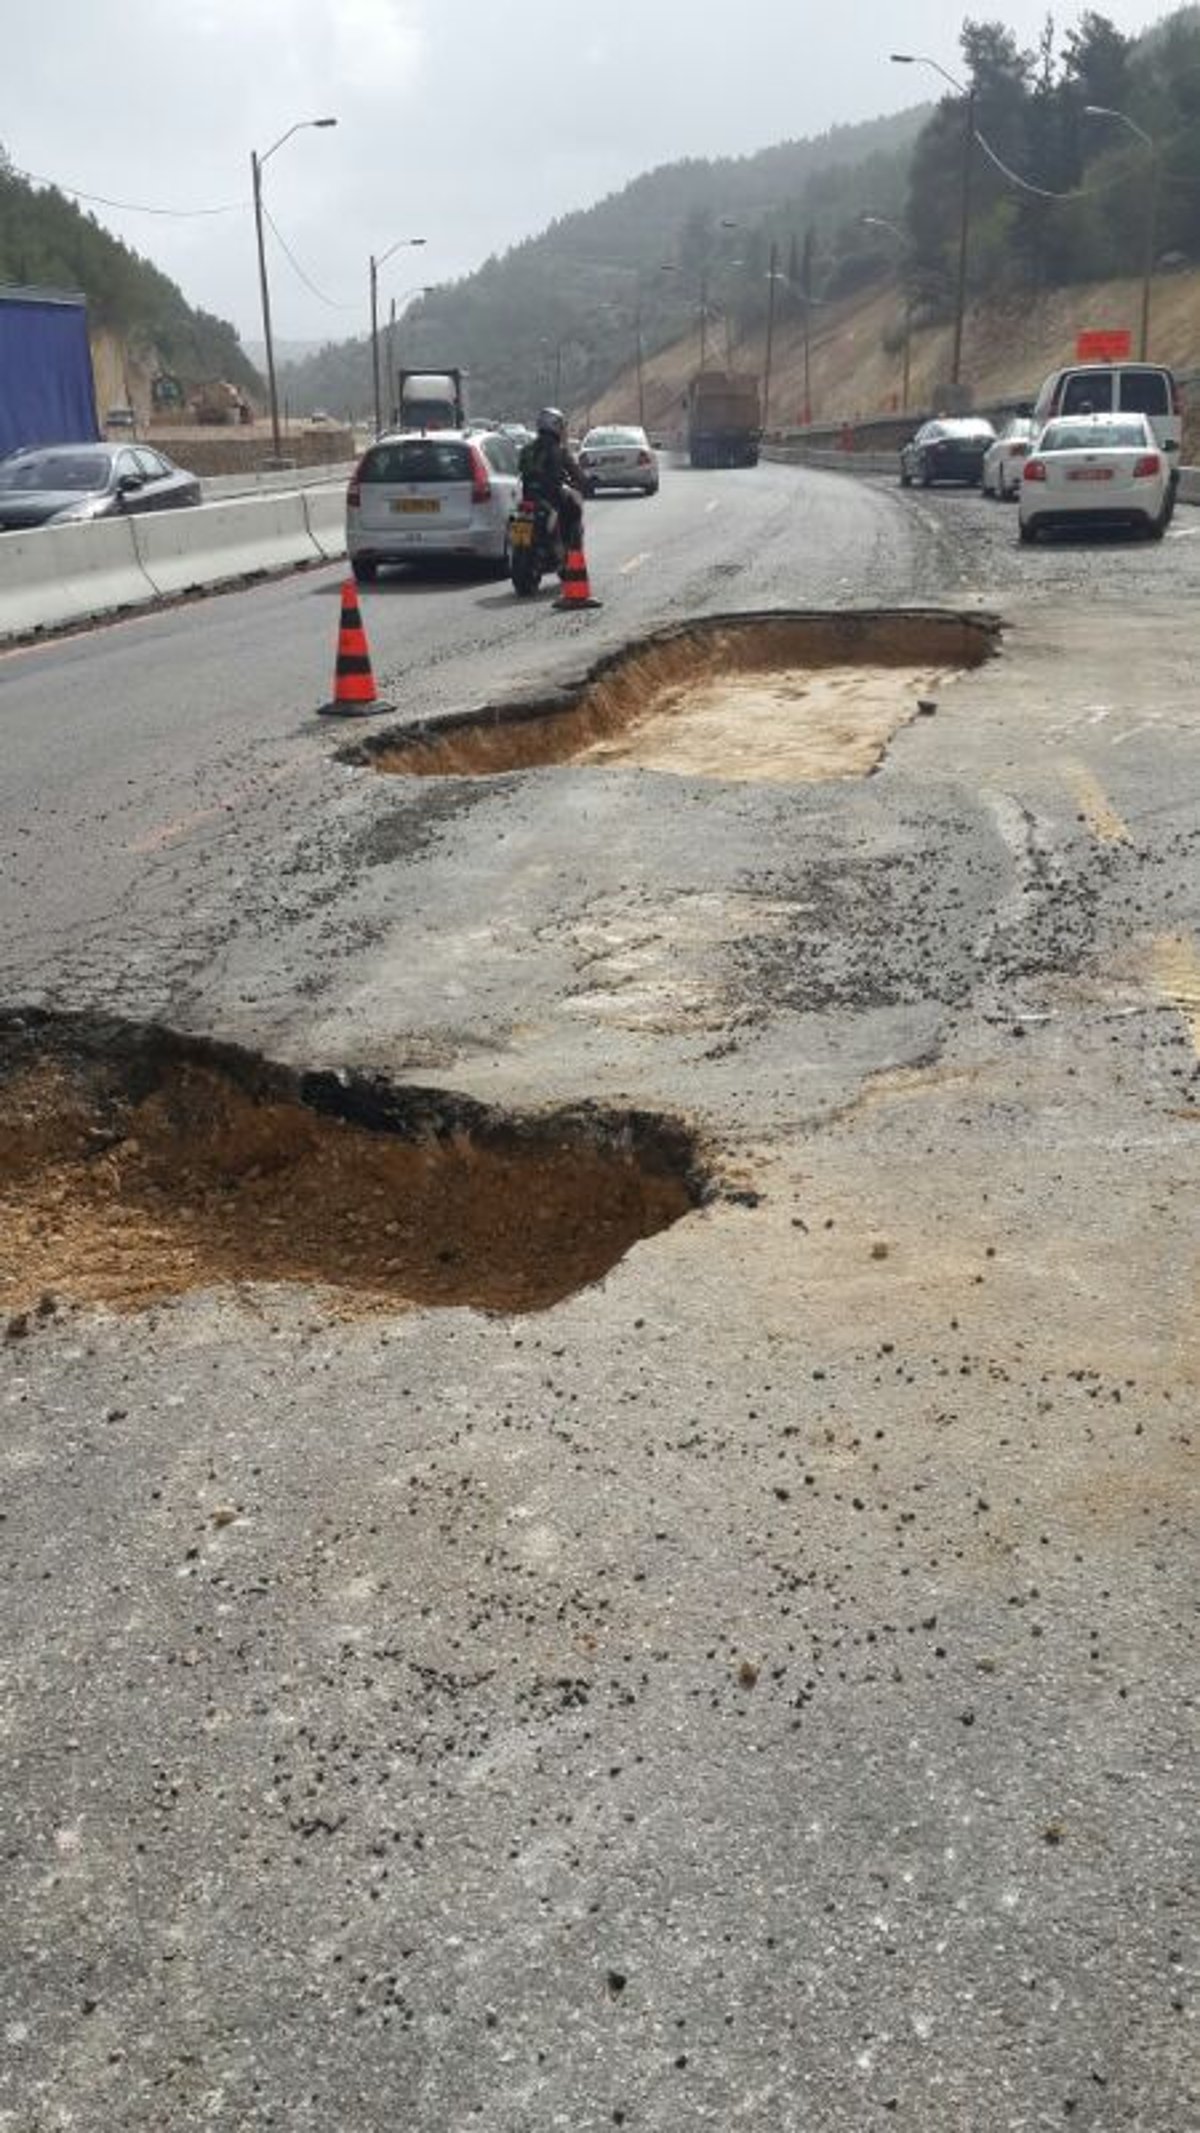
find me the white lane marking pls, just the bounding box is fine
[1167,524,1200,539]
[704,498,718,514]
[619,551,651,577]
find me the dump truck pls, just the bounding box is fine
[0,284,99,457]
[395,368,466,431]
[190,379,250,425]
[686,370,762,469]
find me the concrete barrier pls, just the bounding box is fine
[202,463,354,502]
[132,492,321,597]
[0,518,156,639]
[303,485,348,561]
[1176,466,1200,507]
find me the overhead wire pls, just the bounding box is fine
[8,163,246,217]
[260,204,355,311]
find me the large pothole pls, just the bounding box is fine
[350,609,999,783]
[0,1013,707,1319]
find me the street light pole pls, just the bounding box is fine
[763,241,779,432]
[891,54,974,387]
[251,118,338,461]
[861,213,914,411]
[1085,105,1159,359]
[370,236,426,434]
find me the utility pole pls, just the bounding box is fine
[251,150,282,461]
[802,228,814,424]
[951,86,976,388]
[635,293,646,429]
[699,268,708,372]
[763,240,779,432]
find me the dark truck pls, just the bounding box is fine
[687,369,762,468]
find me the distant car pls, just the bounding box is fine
[1018,412,1169,545]
[346,427,521,579]
[982,416,1037,499]
[579,425,659,496]
[899,417,996,488]
[309,409,334,426]
[104,406,137,430]
[0,442,202,529]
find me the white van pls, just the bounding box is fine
[1032,363,1182,473]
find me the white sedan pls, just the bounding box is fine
[1018,413,1170,544]
[578,425,659,496]
[982,416,1037,498]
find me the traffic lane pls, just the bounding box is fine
[873,466,1200,601]
[0,461,949,1004]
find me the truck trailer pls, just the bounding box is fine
[687,369,762,469]
[0,284,99,459]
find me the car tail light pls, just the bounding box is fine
[1024,460,1047,483]
[637,450,652,465]
[1133,452,1161,478]
[1011,442,1030,457]
[1172,381,1183,415]
[468,445,491,503]
[348,455,369,508]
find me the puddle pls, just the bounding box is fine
[351,609,999,783]
[0,1014,707,1319]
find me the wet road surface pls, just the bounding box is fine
[1,461,1197,2133]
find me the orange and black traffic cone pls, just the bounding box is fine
[318,580,394,717]
[553,544,602,612]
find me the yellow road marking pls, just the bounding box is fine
[1149,935,1200,1058]
[1059,757,1129,844]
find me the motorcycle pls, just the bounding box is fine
[508,495,565,597]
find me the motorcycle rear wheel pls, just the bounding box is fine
[511,552,541,597]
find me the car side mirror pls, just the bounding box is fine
[117,472,145,494]
[1165,438,1179,451]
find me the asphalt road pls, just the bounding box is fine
[2,460,1197,2132]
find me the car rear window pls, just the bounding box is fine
[1119,369,1169,416]
[586,429,641,447]
[360,441,473,484]
[1061,373,1115,415]
[1042,420,1148,451]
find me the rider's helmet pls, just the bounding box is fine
[536,406,566,439]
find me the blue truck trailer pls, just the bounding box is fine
[0,284,99,458]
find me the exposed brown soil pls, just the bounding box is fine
[0,1021,703,1319]
[361,609,997,782]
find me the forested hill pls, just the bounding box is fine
[0,148,259,395]
[279,105,929,420]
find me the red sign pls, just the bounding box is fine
[1076,329,1132,362]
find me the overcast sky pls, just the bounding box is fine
[4,0,1176,345]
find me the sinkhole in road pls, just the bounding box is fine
[0,1014,707,1319]
[354,608,999,784]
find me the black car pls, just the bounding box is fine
[0,443,201,530]
[899,418,996,489]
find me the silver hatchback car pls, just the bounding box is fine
[346,429,521,579]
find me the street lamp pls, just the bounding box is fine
[1085,105,1159,359]
[370,236,427,434]
[251,117,338,461]
[861,213,914,410]
[660,223,741,372]
[891,53,975,387]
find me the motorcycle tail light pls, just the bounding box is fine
[1133,452,1161,477]
[1023,460,1047,483]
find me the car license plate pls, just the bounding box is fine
[393,497,440,513]
[510,518,532,547]
[1068,468,1112,482]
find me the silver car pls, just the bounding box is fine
[579,424,659,496]
[346,429,521,579]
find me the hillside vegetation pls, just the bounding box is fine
[0,147,259,397]
[286,6,1200,429]
[278,106,928,420]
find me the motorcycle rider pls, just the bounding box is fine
[519,406,585,551]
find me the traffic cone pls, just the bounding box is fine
[318,580,394,717]
[553,544,603,611]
